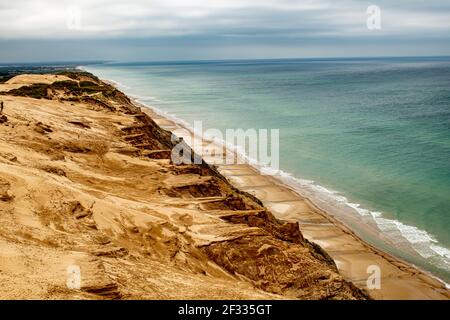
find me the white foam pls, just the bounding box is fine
[104,78,132,90]
[431,244,450,259]
[278,171,450,263]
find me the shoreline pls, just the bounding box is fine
[0,72,370,299]
[97,75,449,284]
[100,78,450,299]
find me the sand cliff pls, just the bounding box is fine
[0,72,368,299]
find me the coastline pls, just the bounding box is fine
[85,63,450,284]
[0,72,369,299]
[101,78,450,299]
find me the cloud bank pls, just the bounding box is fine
[1,0,449,39]
[0,0,449,61]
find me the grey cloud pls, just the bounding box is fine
[0,0,449,62]
[0,0,449,39]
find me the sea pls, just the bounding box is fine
[83,57,450,284]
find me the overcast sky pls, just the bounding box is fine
[0,0,449,62]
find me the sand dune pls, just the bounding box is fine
[0,72,367,300]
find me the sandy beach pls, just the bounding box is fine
[132,92,450,300]
[0,71,448,300]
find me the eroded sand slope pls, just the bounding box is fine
[0,73,367,300]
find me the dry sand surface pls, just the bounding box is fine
[0,73,370,300]
[0,74,73,92]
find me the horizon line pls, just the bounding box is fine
[2,54,450,66]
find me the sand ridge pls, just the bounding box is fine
[0,72,368,300]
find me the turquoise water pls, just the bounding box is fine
[84,57,450,283]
